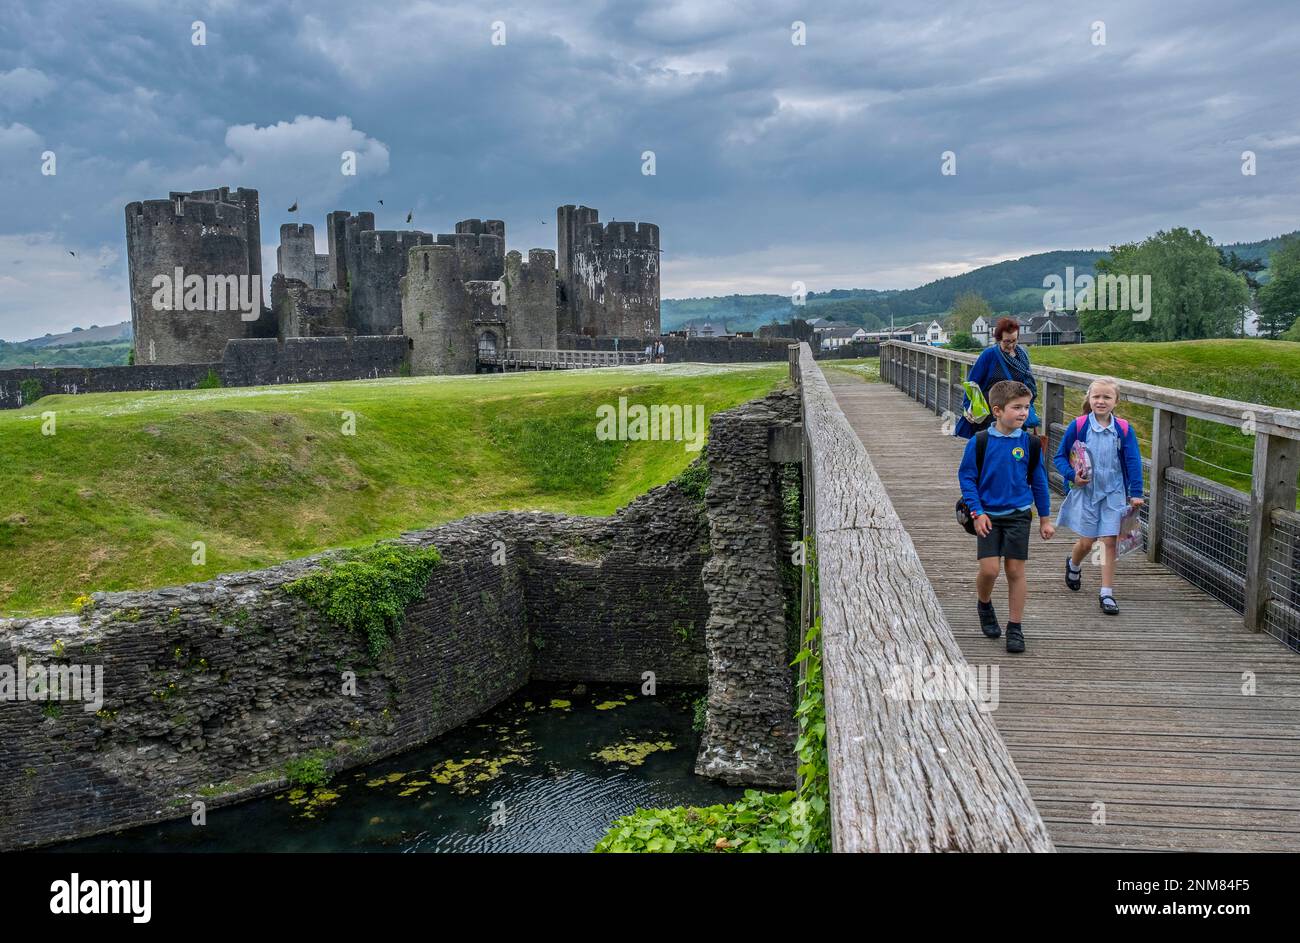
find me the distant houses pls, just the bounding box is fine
[969,312,1083,347]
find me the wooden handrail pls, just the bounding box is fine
[797,342,1054,852]
[880,339,1300,438]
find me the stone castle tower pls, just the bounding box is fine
[125,187,273,365]
[557,204,660,338]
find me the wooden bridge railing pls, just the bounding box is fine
[480,348,644,369]
[789,342,1054,852]
[879,339,1300,649]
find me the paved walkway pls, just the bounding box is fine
[827,370,1300,851]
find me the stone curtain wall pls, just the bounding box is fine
[0,336,410,409]
[696,388,802,787]
[527,488,712,684]
[556,333,797,363]
[0,479,715,849]
[0,390,801,848]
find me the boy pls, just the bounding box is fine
[957,380,1055,653]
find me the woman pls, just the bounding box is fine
[953,316,1042,440]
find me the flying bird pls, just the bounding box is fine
[378,199,384,206]
[406,210,413,224]
[287,201,298,213]
[68,250,76,257]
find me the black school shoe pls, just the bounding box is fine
[1100,593,1119,615]
[978,600,1001,638]
[1065,558,1081,591]
[1005,622,1025,653]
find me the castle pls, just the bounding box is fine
[125,188,661,371]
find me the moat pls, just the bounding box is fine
[46,682,742,853]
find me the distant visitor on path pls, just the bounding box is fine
[656,340,665,363]
[954,317,1042,445]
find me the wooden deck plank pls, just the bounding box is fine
[825,371,1300,853]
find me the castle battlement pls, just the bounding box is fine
[454,218,506,238]
[406,243,461,277]
[127,199,248,232]
[580,220,659,249]
[436,232,505,253]
[280,223,314,240]
[358,229,434,253]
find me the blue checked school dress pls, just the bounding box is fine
[1056,414,1127,538]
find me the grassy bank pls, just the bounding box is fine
[1,364,783,615]
[1029,340,1298,496]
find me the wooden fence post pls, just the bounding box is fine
[1245,431,1300,632]
[1146,408,1186,564]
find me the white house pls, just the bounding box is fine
[970,315,992,347]
[901,319,949,345]
[818,326,869,350]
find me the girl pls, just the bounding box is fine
[1053,376,1144,614]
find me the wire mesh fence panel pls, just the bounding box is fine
[1264,509,1300,652]
[1158,467,1250,614]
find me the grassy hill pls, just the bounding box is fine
[663,231,1299,334]
[0,364,784,616]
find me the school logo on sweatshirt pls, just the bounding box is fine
[1011,446,1025,461]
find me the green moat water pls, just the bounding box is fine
[48,683,742,853]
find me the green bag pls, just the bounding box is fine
[961,380,989,422]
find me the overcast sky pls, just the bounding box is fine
[1,0,1297,339]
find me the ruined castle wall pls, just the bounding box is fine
[125,189,275,366]
[435,232,505,282]
[556,334,796,363]
[569,221,660,339]
[277,223,323,288]
[504,249,557,350]
[556,204,600,336]
[325,210,360,294]
[344,224,434,335]
[0,471,722,850]
[695,388,801,787]
[454,218,505,239]
[271,273,350,338]
[0,336,409,408]
[217,336,409,386]
[401,244,477,375]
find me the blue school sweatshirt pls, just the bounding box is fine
[958,427,1051,518]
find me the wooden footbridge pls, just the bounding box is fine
[791,341,1300,852]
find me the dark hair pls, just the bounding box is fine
[988,380,1032,410]
[993,317,1020,341]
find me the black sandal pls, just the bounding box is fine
[1100,594,1119,615]
[1065,559,1081,591]
[978,601,1001,638]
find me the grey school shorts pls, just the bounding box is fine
[976,508,1032,561]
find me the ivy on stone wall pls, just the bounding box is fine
[284,542,441,658]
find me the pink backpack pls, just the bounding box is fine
[1074,414,1130,438]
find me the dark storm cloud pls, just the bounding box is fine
[0,0,1296,337]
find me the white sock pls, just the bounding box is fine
[1067,558,1081,573]
[1100,587,1114,597]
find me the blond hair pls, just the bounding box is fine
[1086,376,1121,400]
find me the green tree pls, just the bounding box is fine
[947,291,993,334]
[947,332,981,351]
[1259,237,1300,338]
[1080,228,1249,342]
